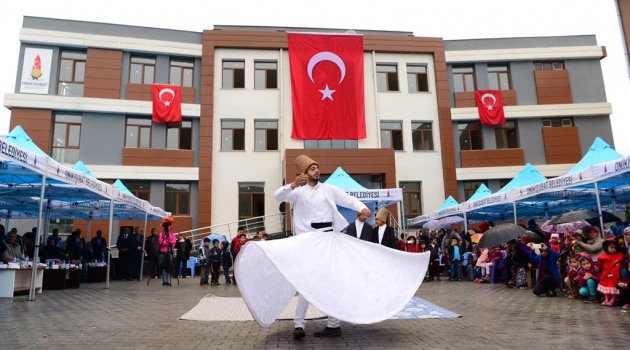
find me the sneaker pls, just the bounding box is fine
[313,327,342,337]
[293,327,306,340]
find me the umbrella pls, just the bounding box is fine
[471,233,484,244]
[198,233,229,249]
[550,210,621,225]
[478,224,526,248]
[438,216,464,225]
[423,219,449,230]
[540,220,590,234]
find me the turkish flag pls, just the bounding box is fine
[475,90,505,125]
[152,84,182,123]
[288,33,365,140]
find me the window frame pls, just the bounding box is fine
[238,182,265,220]
[164,183,190,215]
[534,61,565,71]
[542,118,574,128]
[494,120,520,149]
[222,60,245,89]
[254,119,278,151]
[169,59,194,88]
[129,56,156,85]
[221,119,245,151]
[125,117,152,149]
[452,66,476,92]
[123,181,151,202]
[376,63,399,92]
[380,121,404,150]
[411,121,434,151]
[166,120,193,150]
[457,122,483,151]
[254,60,278,89]
[487,64,511,91]
[463,180,486,201]
[400,181,423,219]
[57,51,86,96]
[406,64,429,92]
[52,114,82,164]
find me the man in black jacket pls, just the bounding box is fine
[116,228,136,280]
[372,208,397,249]
[345,211,374,242]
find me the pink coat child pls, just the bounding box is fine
[475,247,502,282]
[159,228,177,253]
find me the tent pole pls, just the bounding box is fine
[5,211,10,231]
[86,215,93,242]
[463,211,468,233]
[29,175,47,301]
[106,198,114,289]
[594,181,605,237]
[513,202,517,225]
[42,201,51,246]
[139,212,148,281]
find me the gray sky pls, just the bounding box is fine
[1,0,628,152]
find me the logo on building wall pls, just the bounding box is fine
[20,48,53,94]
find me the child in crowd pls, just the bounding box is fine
[418,239,428,253]
[464,246,478,281]
[548,233,561,253]
[577,254,600,302]
[209,239,222,285]
[529,243,562,297]
[448,237,462,281]
[428,237,440,281]
[405,236,420,253]
[564,255,581,298]
[617,260,630,309]
[221,241,233,285]
[199,238,211,286]
[596,240,624,306]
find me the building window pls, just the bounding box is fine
[58,51,86,97]
[534,61,565,70]
[407,64,429,92]
[463,181,486,200]
[452,66,475,92]
[381,121,403,150]
[498,178,511,189]
[129,56,155,84]
[542,118,574,127]
[254,120,278,151]
[238,182,265,220]
[488,64,511,90]
[400,181,422,219]
[376,63,399,92]
[124,181,151,201]
[125,118,152,148]
[52,115,81,164]
[254,61,278,89]
[166,120,192,150]
[169,59,194,87]
[222,60,245,88]
[221,119,245,151]
[495,120,519,149]
[411,122,434,151]
[458,122,483,150]
[165,183,190,215]
[303,140,358,149]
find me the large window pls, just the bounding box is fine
[221,119,245,151]
[169,59,194,87]
[254,61,278,89]
[452,66,475,92]
[463,181,486,200]
[129,56,155,84]
[52,115,81,164]
[400,181,422,219]
[376,63,399,92]
[125,118,152,148]
[124,181,151,201]
[222,60,245,88]
[380,121,403,150]
[166,120,192,150]
[58,51,86,96]
[165,183,190,215]
[303,140,358,149]
[254,120,278,151]
[542,118,574,127]
[534,61,565,70]
[238,182,265,220]
[488,64,511,90]
[495,120,519,149]
[407,64,429,92]
[411,122,434,151]
[458,122,483,150]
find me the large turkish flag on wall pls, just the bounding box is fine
[288,33,366,140]
[475,90,506,125]
[152,84,182,123]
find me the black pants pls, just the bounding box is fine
[149,255,160,278]
[118,251,133,279]
[210,261,221,283]
[533,275,557,296]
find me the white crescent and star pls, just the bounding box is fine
[158,88,176,107]
[307,51,346,101]
[480,93,497,111]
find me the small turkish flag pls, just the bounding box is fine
[288,33,365,140]
[475,90,505,125]
[152,84,182,123]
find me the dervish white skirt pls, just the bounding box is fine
[235,231,430,327]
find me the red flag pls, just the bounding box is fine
[475,90,505,125]
[288,33,365,140]
[152,84,182,123]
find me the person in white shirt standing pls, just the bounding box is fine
[345,211,374,242]
[275,154,372,339]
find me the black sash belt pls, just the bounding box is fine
[311,222,333,229]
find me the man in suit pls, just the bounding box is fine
[116,228,136,280]
[345,211,374,242]
[373,208,397,249]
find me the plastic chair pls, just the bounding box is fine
[187,257,198,278]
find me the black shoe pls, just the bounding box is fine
[313,327,342,337]
[546,291,557,297]
[293,327,306,340]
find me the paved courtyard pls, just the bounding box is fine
[1,277,627,350]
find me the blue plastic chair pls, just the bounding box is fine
[187,256,198,278]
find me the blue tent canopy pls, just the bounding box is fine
[497,163,547,193]
[324,167,366,189]
[566,137,622,175]
[4,125,49,157]
[114,179,134,195]
[467,184,493,202]
[72,160,96,178]
[437,195,458,211]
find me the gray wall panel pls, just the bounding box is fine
[574,116,615,152]
[517,119,546,164]
[151,181,165,209]
[79,113,125,164]
[566,60,607,103]
[445,35,597,51]
[510,62,538,105]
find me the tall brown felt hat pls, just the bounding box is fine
[295,155,318,174]
[376,208,389,222]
